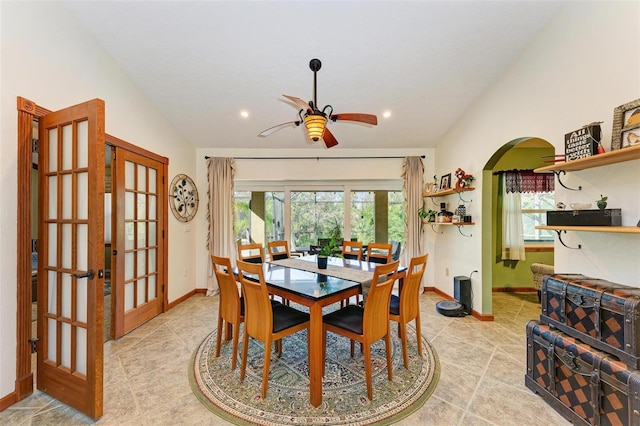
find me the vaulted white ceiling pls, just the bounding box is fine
[63,1,565,150]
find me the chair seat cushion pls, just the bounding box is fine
[323,305,364,335]
[272,305,309,333]
[389,294,400,315]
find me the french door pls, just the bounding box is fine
[112,149,165,337]
[37,99,105,419]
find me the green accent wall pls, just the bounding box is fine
[491,146,555,289]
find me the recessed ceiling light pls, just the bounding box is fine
[240,110,249,118]
[382,110,391,118]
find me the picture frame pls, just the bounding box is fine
[611,98,640,150]
[439,173,451,191]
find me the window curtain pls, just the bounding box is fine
[206,157,236,296]
[402,156,425,266]
[501,173,525,261]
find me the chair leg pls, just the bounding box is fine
[363,343,373,400]
[322,328,326,377]
[240,328,249,381]
[350,339,355,357]
[384,332,393,381]
[415,312,423,357]
[262,340,272,399]
[215,314,223,358]
[399,321,409,369]
[231,321,240,370]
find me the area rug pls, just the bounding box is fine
[190,323,439,425]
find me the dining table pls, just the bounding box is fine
[257,254,407,407]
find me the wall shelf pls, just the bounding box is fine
[534,144,640,173]
[428,222,475,237]
[423,187,475,198]
[536,225,640,234]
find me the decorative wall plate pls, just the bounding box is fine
[169,174,199,222]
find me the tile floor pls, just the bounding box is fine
[0,291,569,425]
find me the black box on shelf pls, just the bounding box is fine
[564,124,601,161]
[547,209,621,226]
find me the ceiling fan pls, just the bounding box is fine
[259,58,378,148]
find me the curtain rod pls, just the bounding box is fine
[204,155,425,160]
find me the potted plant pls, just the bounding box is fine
[418,206,437,222]
[317,238,338,269]
[596,194,608,210]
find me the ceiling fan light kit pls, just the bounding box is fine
[304,114,327,141]
[259,58,378,148]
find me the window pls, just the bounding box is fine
[235,191,285,245]
[234,182,404,251]
[290,191,344,249]
[388,191,405,243]
[521,192,554,242]
[351,190,404,245]
[235,191,251,244]
[351,191,374,244]
[265,192,285,243]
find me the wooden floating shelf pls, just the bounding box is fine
[423,187,475,197]
[536,225,640,234]
[534,144,640,173]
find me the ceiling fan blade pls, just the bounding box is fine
[322,127,339,148]
[330,113,378,125]
[283,94,313,113]
[258,120,300,137]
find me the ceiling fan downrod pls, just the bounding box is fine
[309,59,321,112]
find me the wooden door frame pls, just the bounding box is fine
[10,96,169,408]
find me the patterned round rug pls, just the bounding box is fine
[189,322,439,425]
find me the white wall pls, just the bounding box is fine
[0,2,197,397]
[433,2,640,315]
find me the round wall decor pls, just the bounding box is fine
[169,174,199,222]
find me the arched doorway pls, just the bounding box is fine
[480,137,555,314]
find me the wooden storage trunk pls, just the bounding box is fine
[526,320,640,425]
[541,273,640,369]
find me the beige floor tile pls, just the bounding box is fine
[0,292,571,425]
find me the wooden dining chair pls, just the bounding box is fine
[342,240,363,260]
[322,260,399,400]
[267,240,290,261]
[339,240,365,306]
[237,260,310,399]
[210,255,244,370]
[366,242,393,264]
[389,253,428,369]
[238,242,264,264]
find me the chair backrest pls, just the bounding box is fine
[267,240,290,261]
[342,240,363,260]
[367,242,393,264]
[236,260,272,342]
[210,255,242,322]
[363,260,399,341]
[398,254,429,320]
[317,238,331,248]
[238,243,264,264]
[391,241,402,262]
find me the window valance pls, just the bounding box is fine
[500,170,555,193]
